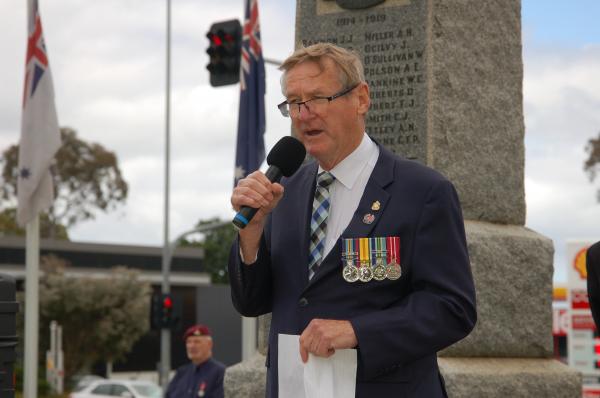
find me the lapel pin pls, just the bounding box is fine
[371,201,381,211]
[363,213,375,224]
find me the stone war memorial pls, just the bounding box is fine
[225,0,582,396]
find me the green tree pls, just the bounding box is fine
[0,208,68,239]
[179,217,237,284]
[0,127,128,238]
[20,255,151,380]
[584,131,600,202]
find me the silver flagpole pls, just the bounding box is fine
[23,214,40,398]
[160,0,172,389]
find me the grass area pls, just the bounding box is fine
[16,393,70,398]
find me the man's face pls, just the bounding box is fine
[283,58,370,170]
[185,335,213,365]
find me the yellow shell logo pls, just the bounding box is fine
[574,247,588,279]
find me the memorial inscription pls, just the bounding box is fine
[318,0,410,15]
[298,0,427,161]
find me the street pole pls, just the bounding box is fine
[160,0,172,389]
[23,215,40,398]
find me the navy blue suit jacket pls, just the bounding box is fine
[229,144,477,398]
[165,358,225,398]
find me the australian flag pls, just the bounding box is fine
[234,0,266,186]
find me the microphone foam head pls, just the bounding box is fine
[266,136,306,177]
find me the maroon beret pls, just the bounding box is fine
[183,324,211,340]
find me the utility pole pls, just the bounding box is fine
[159,0,172,389]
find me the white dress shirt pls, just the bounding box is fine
[319,133,379,259]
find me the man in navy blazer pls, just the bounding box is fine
[229,43,476,397]
[166,324,225,398]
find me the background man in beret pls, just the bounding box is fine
[165,324,225,398]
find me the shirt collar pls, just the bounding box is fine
[318,133,376,190]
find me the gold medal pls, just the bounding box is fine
[385,236,401,280]
[386,262,402,280]
[343,264,359,282]
[342,239,360,283]
[359,264,373,282]
[373,258,387,281]
[358,238,372,282]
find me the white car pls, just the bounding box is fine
[69,379,162,398]
[71,375,105,392]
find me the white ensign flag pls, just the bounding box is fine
[18,0,61,226]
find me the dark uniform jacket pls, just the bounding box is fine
[228,143,477,398]
[165,358,225,398]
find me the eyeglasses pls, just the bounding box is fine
[277,83,359,118]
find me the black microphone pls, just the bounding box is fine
[232,136,306,229]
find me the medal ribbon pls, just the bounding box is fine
[342,238,351,261]
[369,237,376,262]
[377,237,386,263]
[386,236,400,264]
[359,237,369,268]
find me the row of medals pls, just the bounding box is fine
[342,256,401,283]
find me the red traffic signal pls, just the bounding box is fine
[150,293,180,330]
[208,33,223,46]
[206,19,242,87]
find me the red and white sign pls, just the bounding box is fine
[584,387,600,398]
[567,240,598,377]
[573,314,597,331]
[573,289,592,310]
[553,308,568,337]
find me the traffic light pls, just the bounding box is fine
[150,292,181,330]
[206,19,242,87]
[161,294,173,327]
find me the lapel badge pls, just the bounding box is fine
[371,201,381,211]
[362,213,375,224]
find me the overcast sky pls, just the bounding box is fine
[0,1,598,284]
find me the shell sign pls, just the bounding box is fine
[567,240,598,376]
[574,247,589,279]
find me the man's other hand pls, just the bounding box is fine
[299,319,358,363]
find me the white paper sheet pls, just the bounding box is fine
[278,334,357,398]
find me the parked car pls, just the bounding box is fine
[71,375,105,392]
[69,379,162,398]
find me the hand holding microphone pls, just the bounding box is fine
[232,136,306,229]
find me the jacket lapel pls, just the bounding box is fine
[306,145,395,287]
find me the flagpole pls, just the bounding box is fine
[24,214,40,398]
[159,0,172,389]
[20,1,61,394]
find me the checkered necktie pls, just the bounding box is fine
[308,171,335,279]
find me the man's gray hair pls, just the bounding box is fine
[279,42,365,94]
